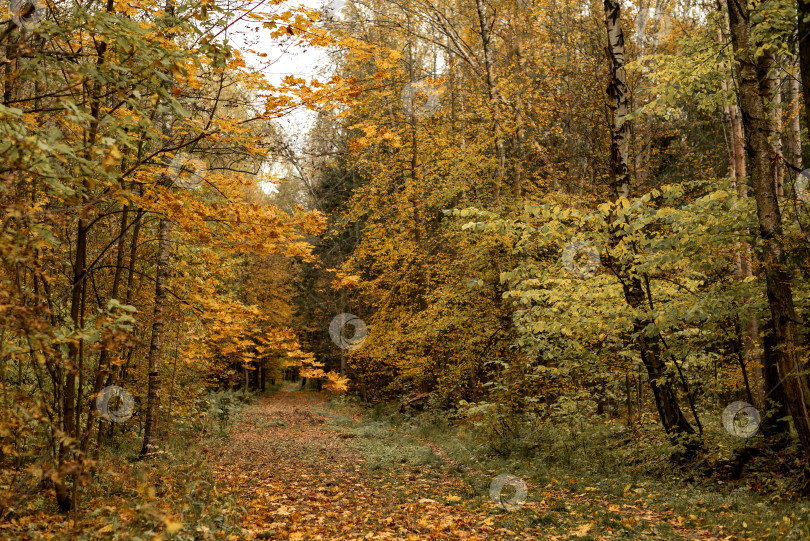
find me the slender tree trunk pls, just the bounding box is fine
[635,3,669,187]
[510,33,525,198]
[771,74,784,199]
[124,210,145,307]
[260,364,266,392]
[140,217,171,456]
[55,218,87,511]
[474,0,506,202]
[3,27,18,107]
[405,20,429,313]
[604,0,631,198]
[762,318,791,436]
[720,75,746,181]
[718,18,765,408]
[728,0,810,458]
[89,205,132,453]
[721,89,761,405]
[604,0,695,439]
[512,126,524,197]
[105,208,145,437]
[787,70,802,171]
[140,0,177,457]
[626,371,633,427]
[798,0,810,150]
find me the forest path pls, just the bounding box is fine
[209,388,721,540]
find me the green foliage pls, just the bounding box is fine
[190,390,254,437]
[350,398,810,540]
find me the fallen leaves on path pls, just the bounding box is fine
[210,390,506,539]
[209,391,727,540]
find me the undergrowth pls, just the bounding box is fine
[0,388,262,540]
[327,396,810,540]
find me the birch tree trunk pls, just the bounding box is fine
[770,74,784,200]
[604,0,695,439]
[605,0,630,198]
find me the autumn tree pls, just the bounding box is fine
[0,0,337,512]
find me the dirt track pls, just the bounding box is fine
[209,388,722,540]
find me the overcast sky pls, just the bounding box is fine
[225,0,347,191]
[228,0,346,135]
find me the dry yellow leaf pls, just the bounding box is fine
[572,523,593,537]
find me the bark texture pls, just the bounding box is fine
[728,0,810,457]
[140,217,171,456]
[604,0,694,438]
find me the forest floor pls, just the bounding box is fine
[208,386,741,540]
[5,386,806,539]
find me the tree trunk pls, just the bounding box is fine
[55,218,88,512]
[728,0,810,458]
[405,19,429,313]
[604,0,695,438]
[140,217,171,457]
[799,0,810,152]
[474,0,506,202]
[604,0,631,198]
[98,208,144,449]
[260,364,266,392]
[762,318,791,437]
[89,205,132,453]
[770,74,784,200]
[787,69,802,171]
[717,16,765,408]
[141,0,177,457]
